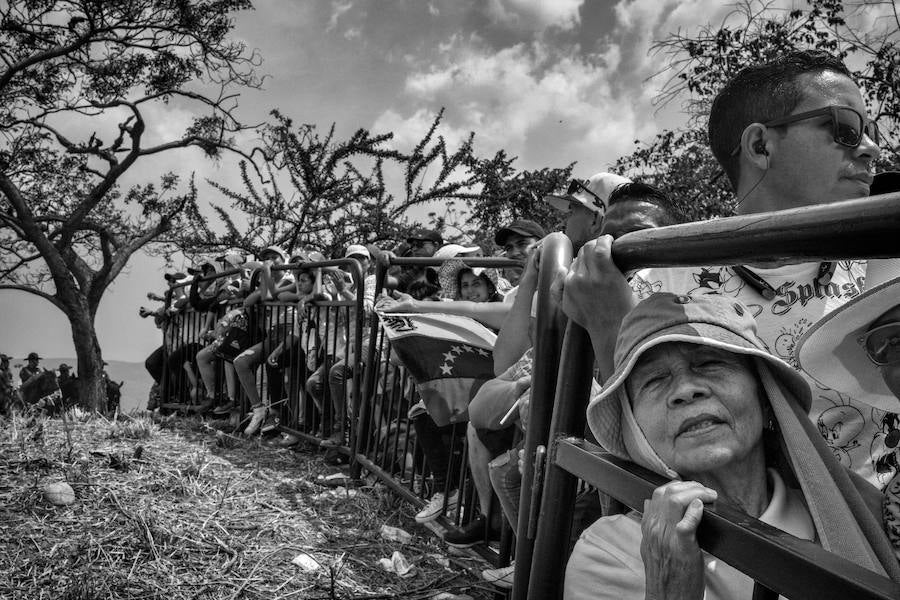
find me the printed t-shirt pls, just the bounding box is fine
[629,260,897,489]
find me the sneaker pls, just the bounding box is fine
[482,563,515,589]
[415,490,459,524]
[443,515,500,548]
[261,415,279,435]
[212,401,235,415]
[243,406,267,436]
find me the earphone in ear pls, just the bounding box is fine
[754,141,768,156]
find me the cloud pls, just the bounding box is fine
[484,0,583,31]
[327,0,354,32]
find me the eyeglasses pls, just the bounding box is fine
[566,179,605,212]
[408,239,434,249]
[730,105,879,156]
[859,322,900,366]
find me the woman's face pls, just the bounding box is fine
[625,342,765,479]
[297,271,315,295]
[459,270,489,302]
[869,305,900,398]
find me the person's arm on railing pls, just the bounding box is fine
[494,244,540,375]
[562,235,637,381]
[379,297,511,329]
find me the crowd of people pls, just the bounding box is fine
[123,49,900,596]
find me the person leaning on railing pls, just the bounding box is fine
[564,293,900,600]
[796,258,900,555]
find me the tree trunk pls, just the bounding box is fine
[68,307,106,413]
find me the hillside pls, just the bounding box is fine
[1,412,493,599]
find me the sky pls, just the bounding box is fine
[1,0,886,363]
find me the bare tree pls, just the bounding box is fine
[0,0,262,410]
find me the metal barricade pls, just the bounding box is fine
[352,253,520,562]
[521,194,900,599]
[155,259,367,454]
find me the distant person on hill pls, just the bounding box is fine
[19,352,41,385]
[0,353,18,414]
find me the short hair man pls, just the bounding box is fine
[563,50,889,486]
[544,172,631,250]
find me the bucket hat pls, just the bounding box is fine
[587,292,810,473]
[437,259,500,300]
[795,259,900,412]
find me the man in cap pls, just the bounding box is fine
[544,172,631,251]
[406,229,443,258]
[494,219,545,287]
[0,353,16,414]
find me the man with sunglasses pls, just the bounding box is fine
[405,229,443,258]
[563,50,894,488]
[544,172,631,251]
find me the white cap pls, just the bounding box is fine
[544,172,632,214]
[344,244,371,260]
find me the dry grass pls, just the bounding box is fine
[0,410,499,599]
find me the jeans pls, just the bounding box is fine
[488,448,522,528]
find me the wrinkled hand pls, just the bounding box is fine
[558,235,634,332]
[640,481,717,600]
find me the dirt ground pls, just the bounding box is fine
[0,410,502,599]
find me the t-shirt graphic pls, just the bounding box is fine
[630,260,897,489]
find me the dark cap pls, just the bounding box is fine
[27,352,40,361]
[164,271,189,282]
[405,228,443,245]
[0,354,11,362]
[494,219,546,246]
[58,363,71,371]
[871,171,900,196]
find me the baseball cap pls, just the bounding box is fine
[544,172,632,214]
[58,363,71,371]
[586,293,809,474]
[164,271,190,282]
[258,245,288,262]
[406,229,443,245]
[344,244,371,260]
[494,219,546,247]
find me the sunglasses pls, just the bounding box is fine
[859,322,900,366]
[730,105,879,156]
[566,179,605,212]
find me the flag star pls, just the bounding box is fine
[450,345,463,354]
[475,348,489,356]
[443,351,456,362]
[439,364,453,375]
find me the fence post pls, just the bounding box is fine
[512,233,573,600]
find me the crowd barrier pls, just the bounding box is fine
[159,259,366,456]
[517,192,900,600]
[353,253,522,565]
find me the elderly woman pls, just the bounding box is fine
[565,292,899,600]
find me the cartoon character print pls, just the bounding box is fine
[884,468,900,551]
[687,267,744,297]
[629,274,663,300]
[870,409,900,489]
[772,318,811,368]
[816,402,865,467]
